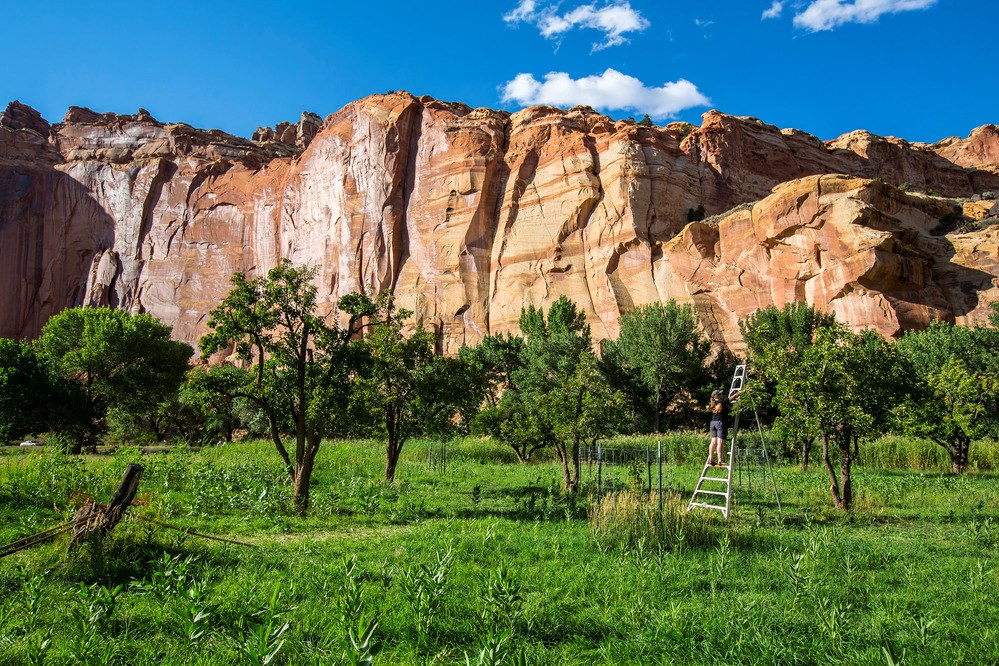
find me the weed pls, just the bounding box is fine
[478,563,526,633]
[464,628,516,666]
[338,554,364,628]
[709,533,731,595]
[344,617,380,666]
[592,491,714,552]
[399,547,454,642]
[68,583,121,665]
[912,616,936,647]
[239,584,292,666]
[816,596,850,654]
[171,578,211,643]
[19,569,47,629]
[780,550,808,607]
[882,642,907,666]
[130,551,196,600]
[25,628,52,666]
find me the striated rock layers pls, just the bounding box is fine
[1,94,997,354]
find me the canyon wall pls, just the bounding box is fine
[1,94,997,353]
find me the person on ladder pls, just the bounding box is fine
[708,388,739,467]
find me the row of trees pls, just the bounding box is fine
[2,260,996,512]
[741,303,999,508]
[193,263,733,507]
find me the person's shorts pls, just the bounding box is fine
[710,421,727,440]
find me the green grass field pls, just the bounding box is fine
[1,434,997,665]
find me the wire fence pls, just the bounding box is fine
[578,442,684,515]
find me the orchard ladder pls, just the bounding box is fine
[686,365,746,519]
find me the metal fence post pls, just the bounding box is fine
[596,444,603,511]
[657,440,663,516]
[646,445,651,495]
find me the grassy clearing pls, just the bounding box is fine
[0,436,997,664]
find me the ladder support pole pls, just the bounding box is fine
[756,409,783,514]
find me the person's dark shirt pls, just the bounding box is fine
[711,397,730,423]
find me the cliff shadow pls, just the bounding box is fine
[0,162,118,339]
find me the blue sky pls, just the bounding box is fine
[2,1,995,142]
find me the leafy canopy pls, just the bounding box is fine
[34,307,192,447]
[602,301,711,432]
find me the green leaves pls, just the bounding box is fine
[899,319,999,473]
[355,291,482,481]
[31,307,193,449]
[240,585,292,666]
[905,358,998,472]
[602,301,712,432]
[486,297,626,490]
[400,547,454,641]
[200,260,368,507]
[0,339,50,443]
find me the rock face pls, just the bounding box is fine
[664,175,998,349]
[1,94,997,354]
[252,111,323,149]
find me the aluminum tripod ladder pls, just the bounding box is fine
[686,365,747,520]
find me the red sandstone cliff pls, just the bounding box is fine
[1,94,997,353]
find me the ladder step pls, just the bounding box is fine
[693,490,728,497]
[688,502,725,512]
[697,477,730,485]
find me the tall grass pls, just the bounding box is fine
[600,431,709,465]
[861,435,999,472]
[591,490,716,552]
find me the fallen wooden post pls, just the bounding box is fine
[69,463,144,549]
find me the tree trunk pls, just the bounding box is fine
[385,449,399,483]
[556,444,572,491]
[292,464,311,513]
[821,434,846,509]
[292,437,320,513]
[801,438,812,472]
[952,438,970,474]
[569,436,581,494]
[838,440,852,510]
[385,410,400,482]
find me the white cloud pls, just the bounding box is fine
[504,0,537,23]
[761,1,784,20]
[504,1,650,51]
[793,0,936,31]
[694,18,715,28]
[501,69,711,120]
